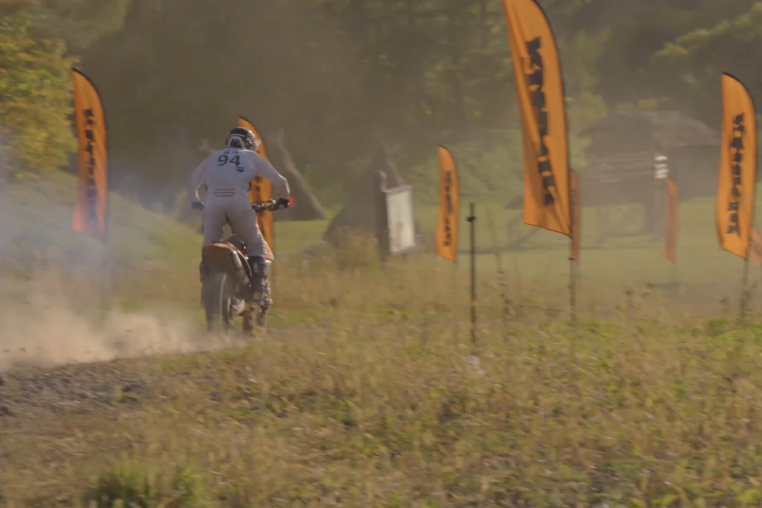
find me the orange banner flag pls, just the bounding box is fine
[570,169,581,264]
[663,178,679,262]
[503,0,571,237]
[72,69,109,243]
[435,146,460,263]
[717,73,757,260]
[238,116,274,252]
[751,228,762,266]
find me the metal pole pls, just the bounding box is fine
[467,201,477,344]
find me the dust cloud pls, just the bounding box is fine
[0,279,229,372]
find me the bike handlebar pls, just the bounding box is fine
[251,197,293,213]
[192,196,292,213]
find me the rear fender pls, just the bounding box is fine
[203,243,251,285]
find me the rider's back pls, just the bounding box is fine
[204,148,261,201]
[198,148,289,202]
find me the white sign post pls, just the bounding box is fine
[384,185,416,255]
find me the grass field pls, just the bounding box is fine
[3,257,762,507]
[4,173,762,506]
[280,187,762,307]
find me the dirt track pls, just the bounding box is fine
[0,357,150,424]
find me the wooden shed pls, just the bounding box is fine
[579,110,720,239]
[580,110,720,204]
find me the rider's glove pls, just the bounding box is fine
[275,196,292,209]
[191,201,204,211]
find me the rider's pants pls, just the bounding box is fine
[202,196,266,257]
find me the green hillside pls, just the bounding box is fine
[0,172,198,309]
[0,172,331,320]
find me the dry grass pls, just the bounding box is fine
[2,240,762,508]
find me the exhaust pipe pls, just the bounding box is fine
[229,251,251,286]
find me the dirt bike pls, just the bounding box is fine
[195,197,292,336]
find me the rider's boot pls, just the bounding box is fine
[199,252,209,307]
[242,311,254,335]
[248,256,267,304]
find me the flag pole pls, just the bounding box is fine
[741,147,757,326]
[570,239,577,324]
[740,185,755,323]
[569,173,578,325]
[467,201,477,345]
[741,189,756,323]
[667,176,679,296]
[101,220,111,320]
[741,254,751,322]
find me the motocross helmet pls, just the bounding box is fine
[226,127,260,151]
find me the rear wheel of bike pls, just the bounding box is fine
[203,272,234,337]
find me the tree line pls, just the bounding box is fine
[1,0,761,204]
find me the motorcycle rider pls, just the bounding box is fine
[187,127,290,303]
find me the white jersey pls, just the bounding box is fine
[187,148,290,203]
